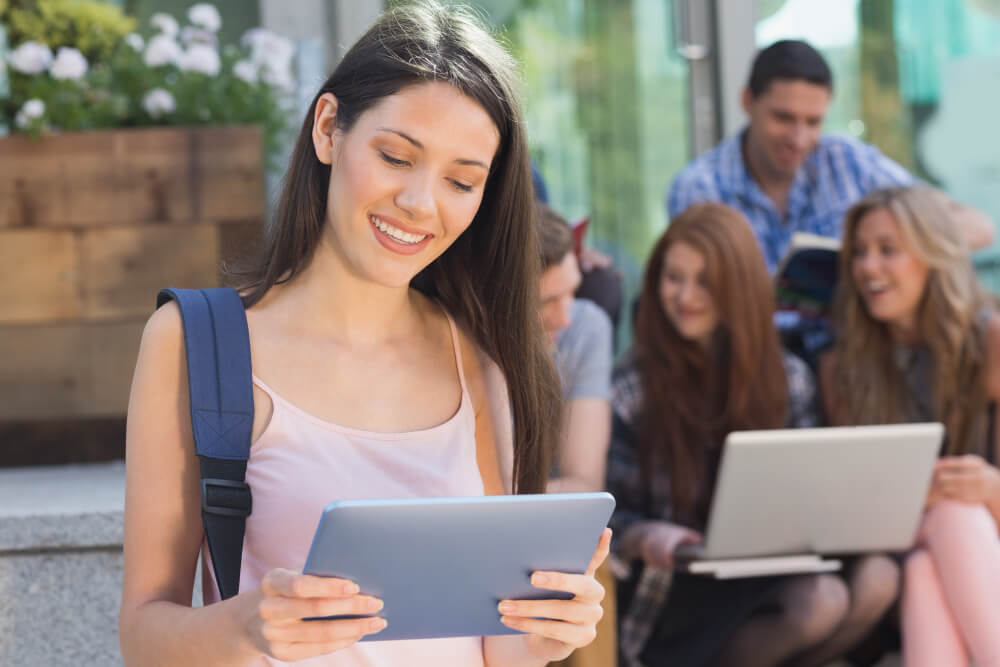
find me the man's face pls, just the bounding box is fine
[742,79,831,181]
[539,251,582,343]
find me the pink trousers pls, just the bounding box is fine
[901,500,1000,667]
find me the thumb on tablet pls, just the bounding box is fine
[585,528,612,576]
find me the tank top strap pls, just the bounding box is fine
[444,312,471,400]
[251,373,281,402]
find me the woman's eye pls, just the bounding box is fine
[379,151,409,167]
[449,179,473,193]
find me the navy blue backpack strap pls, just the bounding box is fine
[156,287,254,600]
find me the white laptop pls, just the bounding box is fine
[674,423,943,577]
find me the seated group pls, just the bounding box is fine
[539,40,1000,667]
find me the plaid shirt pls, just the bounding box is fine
[608,352,818,665]
[667,130,914,272]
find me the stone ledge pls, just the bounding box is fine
[0,512,124,553]
[0,461,125,553]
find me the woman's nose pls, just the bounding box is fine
[395,171,436,220]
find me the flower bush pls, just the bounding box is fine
[2,1,294,164]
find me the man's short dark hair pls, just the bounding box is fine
[747,40,833,98]
[536,202,573,270]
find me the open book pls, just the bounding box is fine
[774,232,841,318]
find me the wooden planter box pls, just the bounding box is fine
[0,125,265,432]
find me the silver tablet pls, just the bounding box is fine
[302,492,615,641]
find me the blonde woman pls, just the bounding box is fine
[821,186,1000,667]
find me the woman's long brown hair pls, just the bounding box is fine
[634,203,789,525]
[226,2,561,493]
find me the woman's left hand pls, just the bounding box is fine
[497,528,611,662]
[931,455,1000,505]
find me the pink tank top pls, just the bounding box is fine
[202,316,487,666]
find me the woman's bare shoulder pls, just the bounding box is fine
[132,301,188,398]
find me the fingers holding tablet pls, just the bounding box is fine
[498,528,612,661]
[261,568,360,598]
[244,568,387,661]
[585,527,612,576]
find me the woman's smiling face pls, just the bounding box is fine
[315,81,500,288]
[659,241,718,345]
[851,207,930,333]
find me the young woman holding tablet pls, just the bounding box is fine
[118,3,609,665]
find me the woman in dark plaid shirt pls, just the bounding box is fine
[607,203,899,667]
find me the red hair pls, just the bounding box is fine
[634,203,788,525]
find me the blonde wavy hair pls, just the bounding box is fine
[832,186,993,455]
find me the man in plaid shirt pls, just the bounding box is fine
[667,40,992,273]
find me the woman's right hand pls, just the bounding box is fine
[242,568,387,662]
[639,522,703,569]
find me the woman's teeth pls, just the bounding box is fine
[371,216,428,245]
[867,281,888,294]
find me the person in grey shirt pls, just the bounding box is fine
[536,202,618,667]
[536,203,613,493]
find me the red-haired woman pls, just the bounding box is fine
[607,203,898,667]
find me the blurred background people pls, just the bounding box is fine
[537,202,614,494]
[535,201,618,667]
[667,40,993,274]
[822,185,1000,667]
[607,202,898,667]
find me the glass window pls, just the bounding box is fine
[442,0,695,349]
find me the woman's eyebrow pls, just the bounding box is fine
[376,127,489,170]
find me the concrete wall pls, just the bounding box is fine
[0,463,126,666]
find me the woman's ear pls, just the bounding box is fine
[312,93,339,165]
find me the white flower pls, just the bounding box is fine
[242,28,294,69]
[49,47,89,80]
[260,62,295,91]
[178,44,221,76]
[144,34,182,67]
[125,33,145,52]
[15,98,45,128]
[232,59,258,84]
[22,99,46,119]
[180,26,217,47]
[240,28,267,50]
[150,12,180,37]
[9,41,54,75]
[188,3,222,33]
[143,88,176,118]
[241,28,295,91]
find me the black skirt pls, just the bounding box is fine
[639,572,786,667]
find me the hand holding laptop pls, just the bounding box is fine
[639,522,703,569]
[669,423,943,579]
[929,455,1000,505]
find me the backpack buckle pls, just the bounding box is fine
[201,478,252,517]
